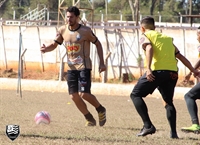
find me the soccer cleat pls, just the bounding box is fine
[170,132,179,139]
[137,125,156,137]
[98,107,106,126]
[85,119,96,127]
[181,124,200,134]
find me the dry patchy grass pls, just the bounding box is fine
[0,90,200,145]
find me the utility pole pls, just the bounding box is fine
[105,0,108,21]
[128,0,139,26]
[135,0,139,26]
[189,0,192,24]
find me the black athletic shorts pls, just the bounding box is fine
[131,70,178,104]
[67,69,91,94]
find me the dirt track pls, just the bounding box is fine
[0,78,192,100]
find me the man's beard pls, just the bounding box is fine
[68,21,75,26]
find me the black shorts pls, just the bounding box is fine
[67,69,91,94]
[131,70,178,104]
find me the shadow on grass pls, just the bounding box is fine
[19,133,134,143]
[20,134,73,140]
[187,137,200,141]
[104,126,165,132]
[19,132,189,142]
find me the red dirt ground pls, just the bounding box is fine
[0,68,59,80]
[0,68,195,87]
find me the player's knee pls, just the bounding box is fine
[166,102,173,106]
[184,93,189,101]
[80,92,88,99]
[70,93,80,101]
[130,93,136,100]
[162,100,168,107]
[165,103,175,110]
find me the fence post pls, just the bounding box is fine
[59,52,67,81]
[179,12,182,27]
[158,11,161,23]
[20,49,27,78]
[1,25,7,69]
[37,26,44,72]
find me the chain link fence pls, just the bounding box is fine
[47,11,200,24]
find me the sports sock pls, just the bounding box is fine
[131,95,152,128]
[84,112,94,121]
[96,104,105,113]
[165,104,177,133]
[184,94,199,124]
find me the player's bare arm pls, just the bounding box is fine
[145,44,155,82]
[95,40,106,73]
[193,59,200,70]
[174,45,198,77]
[41,32,63,53]
[184,59,200,82]
[40,42,58,53]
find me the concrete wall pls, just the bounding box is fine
[0,25,199,80]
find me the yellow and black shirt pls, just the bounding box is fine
[140,30,178,71]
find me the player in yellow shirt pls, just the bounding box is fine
[130,16,199,138]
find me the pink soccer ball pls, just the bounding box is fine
[34,111,51,125]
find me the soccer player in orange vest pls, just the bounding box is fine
[41,6,106,127]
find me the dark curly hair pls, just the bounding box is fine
[66,6,80,17]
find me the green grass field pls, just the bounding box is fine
[0,90,200,145]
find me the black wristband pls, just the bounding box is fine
[54,40,62,45]
[175,51,180,55]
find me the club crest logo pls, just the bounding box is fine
[139,37,145,44]
[76,34,81,41]
[6,125,20,141]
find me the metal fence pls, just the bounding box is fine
[2,10,200,25]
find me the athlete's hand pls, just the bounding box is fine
[193,70,199,78]
[99,64,106,73]
[196,71,200,79]
[40,44,46,53]
[183,73,191,83]
[146,69,155,82]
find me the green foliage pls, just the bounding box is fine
[0,0,72,19]
[1,0,200,23]
[93,0,105,8]
[108,0,127,14]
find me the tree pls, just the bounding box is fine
[150,0,157,15]
[93,0,105,8]
[128,0,139,25]
[1,0,200,23]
